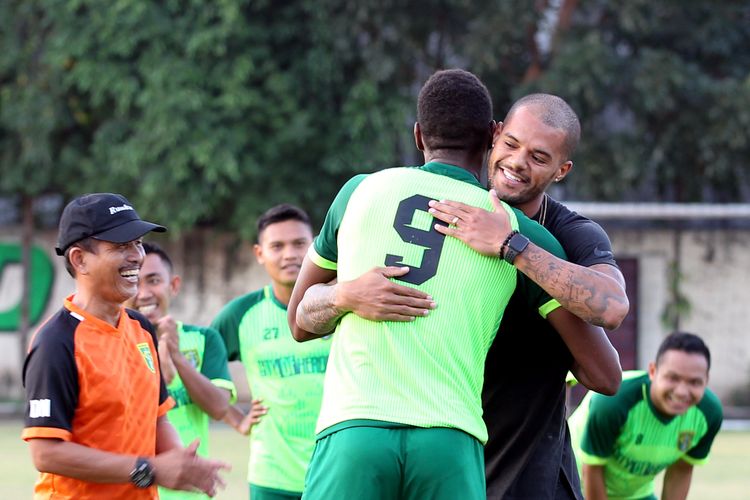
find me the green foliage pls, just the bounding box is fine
[527,0,750,202]
[1,0,748,239]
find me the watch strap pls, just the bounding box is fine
[130,457,155,488]
[503,232,530,264]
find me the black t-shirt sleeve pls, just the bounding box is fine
[554,219,618,268]
[22,310,79,435]
[126,309,170,406]
[546,199,619,268]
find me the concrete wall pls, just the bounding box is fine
[606,227,750,403]
[2,226,749,405]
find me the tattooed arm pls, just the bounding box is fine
[288,256,338,341]
[428,192,629,330]
[513,248,628,330]
[295,267,436,335]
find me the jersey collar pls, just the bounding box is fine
[64,294,126,334]
[419,162,484,189]
[265,285,288,310]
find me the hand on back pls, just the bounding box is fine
[337,267,436,322]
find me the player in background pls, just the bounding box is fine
[293,93,626,498]
[569,332,723,500]
[288,69,616,500]
[211,204,330,500]
[129,241,236,499]
[22,192,228,499]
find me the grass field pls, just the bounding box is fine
[3,419,749,499]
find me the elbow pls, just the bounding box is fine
[602,298,630,331]
[29,439,58,473]
[291,328,312,342]
[592,367,622,396]
[596,377,621,396]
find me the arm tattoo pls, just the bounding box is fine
[518,245,629,328]
[297,283,344,335]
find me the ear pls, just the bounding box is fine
[253,243,264,265]
[555,160,573,182]
[648,361,657,381]
[170,274,182,296]
[492,122,504,143]
[488,120,498,149]
[414,122,424,151]
[68,247,88,276]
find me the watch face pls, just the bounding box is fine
[131,459,155,488]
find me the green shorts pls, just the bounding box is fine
[250,483,301,500]
[302,422,485,500]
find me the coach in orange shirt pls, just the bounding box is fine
[22,193,229,499]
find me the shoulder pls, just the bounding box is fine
[545,197,617,266]
[591,371,647,415]
[29,308,79,352]
[512,206,566,259]
[125,308,156,336]
[183,323,223,342]
[216,289,266,320]
[696,387,723,424]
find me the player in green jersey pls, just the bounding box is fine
[287,69,602,500]
[130,241,236,499]
[211,204,331,500]
[569,332,723,500]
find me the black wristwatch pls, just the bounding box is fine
[130,457,155,488]
[503,231,530,264]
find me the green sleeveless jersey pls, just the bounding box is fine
[569,371,723,500]
[211,285,331,493]
[159,322,236,500]
[310,162,564,443]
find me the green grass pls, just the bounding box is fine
[4,419,749,499]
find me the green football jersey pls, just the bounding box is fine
[310,162,565,444]
[159,322,236,500]
[569,371,723,500]
[211,285,331,493]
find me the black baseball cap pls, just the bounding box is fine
[55,193,166,256]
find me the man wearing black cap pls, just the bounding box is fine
[22,193,229,499]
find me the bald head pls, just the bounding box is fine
[504,94,581,160]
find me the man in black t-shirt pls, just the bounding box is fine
[429,94,628,499]
[294,94,628,499]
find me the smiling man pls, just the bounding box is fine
[569,332,723,500]
[22,193,229,499]
[131,242,236,500]
[211,204,330,500]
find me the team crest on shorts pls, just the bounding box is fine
[137,342,156,373]
[677,431,694,452]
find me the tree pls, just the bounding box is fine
[521,0,750,202]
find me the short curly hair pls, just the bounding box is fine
[417,69,493,152]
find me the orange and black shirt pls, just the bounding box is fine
[22,295,174,499]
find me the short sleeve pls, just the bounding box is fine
[313,174,368,264]
[579,392,628,463]
[200,327,237,402]
[21,312,79,441]
[685,390,723,464]
[211,304,243,362]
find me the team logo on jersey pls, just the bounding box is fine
[137,342,156,373]
[677,431,694,452]
[184,349,200,369]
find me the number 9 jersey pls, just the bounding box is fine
[308,162,566,443]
